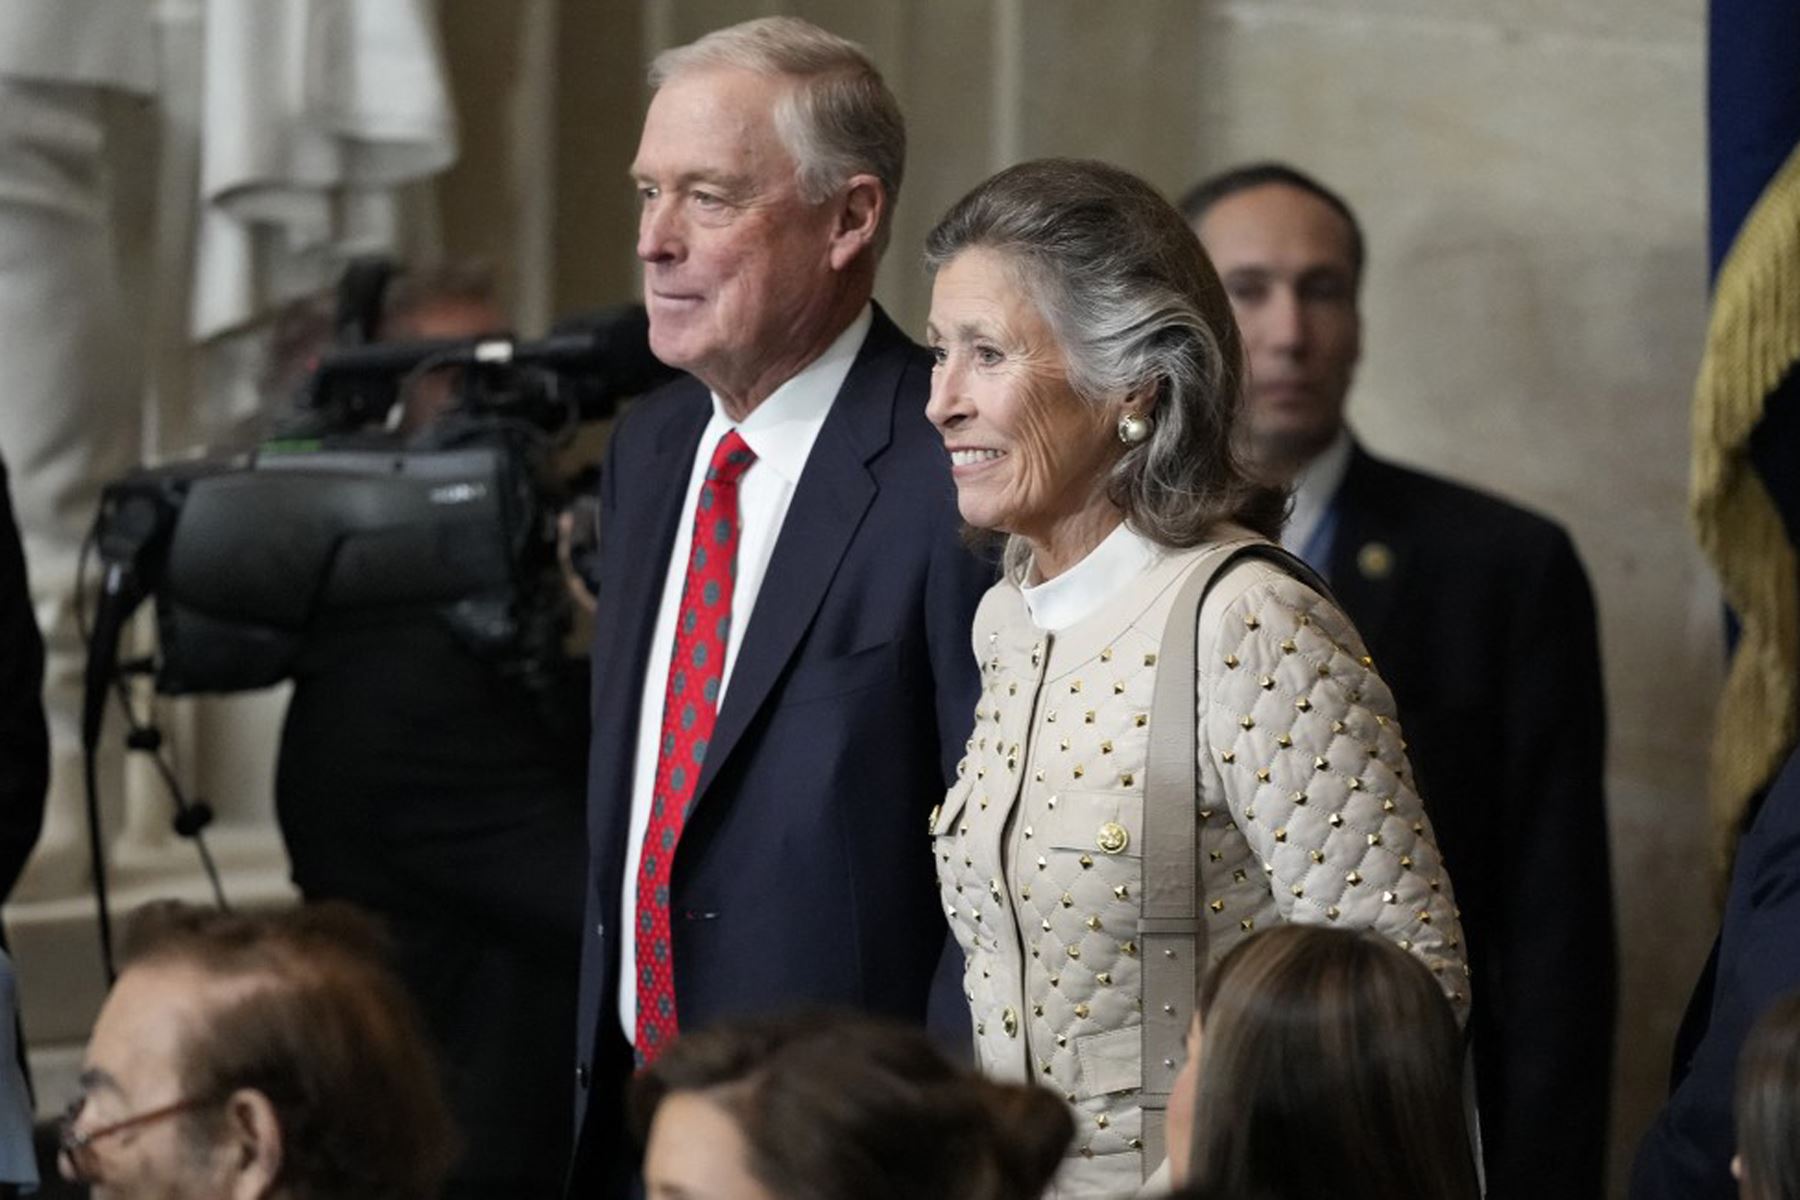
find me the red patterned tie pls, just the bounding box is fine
[635,429,756,1063]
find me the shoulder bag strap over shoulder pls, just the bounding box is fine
[1138,540,1330,1179]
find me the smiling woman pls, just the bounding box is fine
[921,159,1472,1197]
[925,247,1116,578]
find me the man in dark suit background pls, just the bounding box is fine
[567,17,990,1192]
[1187,163,1616,1198]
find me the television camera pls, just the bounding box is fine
[79,303,676,975]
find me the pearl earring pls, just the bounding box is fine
[1117,413,1152,446]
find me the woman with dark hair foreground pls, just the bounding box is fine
[1733,992,1800,1200]
[629,1013,1072,1200]
[1164,924,1478,1200]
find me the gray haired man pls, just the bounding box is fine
[567,17,988,1193]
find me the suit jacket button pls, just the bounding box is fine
[576,1062,591,1090]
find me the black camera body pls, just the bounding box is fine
[89,304,676,700]
[150,436,542,694]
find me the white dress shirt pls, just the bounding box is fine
[618,304,871,1041]
[1020,520,1164,632]
[1280,426,1353,558]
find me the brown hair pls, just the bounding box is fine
[1186,924,1478,1200]
[120,901,458,1200]
[379,259,503,339]
[630,1012,1071,1200]
[1736,992,1800,1200]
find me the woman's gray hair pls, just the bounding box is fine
[924,158,1283,577]
[650,17,905,256]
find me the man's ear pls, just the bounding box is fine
[224,1088,284,1200]
[827,174,885,271]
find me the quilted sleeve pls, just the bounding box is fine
[1197,567,1471,1023]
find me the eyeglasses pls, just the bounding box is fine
[58,1093,219,1183]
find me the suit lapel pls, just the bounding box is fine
[1327,443,1410,654]
[690,310,904,805]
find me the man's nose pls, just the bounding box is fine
[636,198,680,263]
[1262,287,1307,355]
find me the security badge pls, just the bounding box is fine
[1355,541,1394,581]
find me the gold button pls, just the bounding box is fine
[1096,822,1130,854]
[1002,1006,1018,1037]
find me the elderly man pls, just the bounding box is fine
[567,17,990,1192]
[59,901,456,1200]
[1185,162,1615,1198]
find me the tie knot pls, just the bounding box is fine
[706,430,756,485]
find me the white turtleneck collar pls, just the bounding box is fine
[1020,521,1164,632]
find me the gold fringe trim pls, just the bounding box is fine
[1692,138,1800,880]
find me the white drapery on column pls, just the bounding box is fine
[170,0,456,448]
[189,0,457,345]
[0,0,159,909]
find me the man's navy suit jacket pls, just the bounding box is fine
[1631,745,1800,1200]
[1328,444,1614,1199]
[569,307,990,1177]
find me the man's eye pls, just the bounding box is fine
[1225,281,1266,305]
[691,190,726,210]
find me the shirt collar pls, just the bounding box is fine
[1282,425,1354,556]
[1021,520,1164,632]
[710,304,872,484]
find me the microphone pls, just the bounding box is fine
[310,303,680,405]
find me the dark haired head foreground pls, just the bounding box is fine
[1166,924,1478,1200]
[60,901,456,1200]
[631,1014,1073,1200]
[1734,991,1800,1200]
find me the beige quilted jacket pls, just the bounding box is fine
[933,541,1469,1198]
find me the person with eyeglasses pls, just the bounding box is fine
[58,900,455,1199]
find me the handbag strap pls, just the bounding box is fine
[1138,539,1331,1178]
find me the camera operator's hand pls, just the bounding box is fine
[556,505,599,614]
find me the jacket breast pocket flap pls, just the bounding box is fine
[1039,790,1143,859]
[1075,1025,1141,1098]
[930,778,973,839]
[780,640,899,705]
